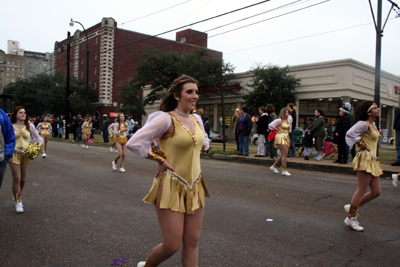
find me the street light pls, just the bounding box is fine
[70,18,89,116]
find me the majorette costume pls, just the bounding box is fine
[36,122,52,139]
[12,123,43,165]
[127,111,210,214]
[268,118,291,173]
[81,121,92,135]
[114,122,128,145]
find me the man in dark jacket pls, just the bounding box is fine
[236,106,253,156]
[392,106,400,166]
[287,103,297,158]
[101,114,111,143]
[255,107,268,157]
[0,108,15,189]
[333,107,351,164]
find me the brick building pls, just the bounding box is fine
[0,49,26,92]
[54,17,222,119]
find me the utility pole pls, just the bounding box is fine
[369,0,400,129]
[66,31,71,139]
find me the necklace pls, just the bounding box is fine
[175,109,190,117]
[16,122,25,125]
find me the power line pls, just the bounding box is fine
[119,0,192,27]
[225,17,399,55]
[209,0,330,38]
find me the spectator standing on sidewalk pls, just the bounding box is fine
[308,109,326,161]
[333,107,351,164]
[235,106,252,156]
[102,114,111,143]
[232,110,240,151]
[266,104,277,159]
[391,104,400,166]
[287,103,297,158]
[255,107,268,157]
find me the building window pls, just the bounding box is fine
[81,58,83,64]
[94,82,96,90]
[81,71,83,78]
[94,67,97,75]
[94,52,97,60]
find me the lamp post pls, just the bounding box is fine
[70,18,89,116]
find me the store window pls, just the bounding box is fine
[196,104,214,129]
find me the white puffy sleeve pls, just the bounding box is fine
[108,123,114,132]
[48,123,52,133]
[36,123,42,132]
[81,122,87,129]
[30,123,43,144]
[126,111,172,158]
[345,121,368,147]
[268,118,282,130]
[114,123,121,136]
[193,114,210,151]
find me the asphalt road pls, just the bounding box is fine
[0,141,399,267]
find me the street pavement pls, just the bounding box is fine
[0,141,399,267]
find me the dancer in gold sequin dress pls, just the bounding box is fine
[268,108,292,176]
[81,115,92,148]
[36,116,52,158]
[127,75,210,267]
[343,101,382,232]
[8,106,43,213]
[112,113,128,173]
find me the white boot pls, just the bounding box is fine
[344,216,364,231]
[270,165,279,174]
[392,174,398,187]
[282,170,291,176]
[137,262,145,267]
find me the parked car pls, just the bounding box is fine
[209,130,228,142]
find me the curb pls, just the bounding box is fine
[210,154,396,177]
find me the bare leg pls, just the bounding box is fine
[19,163,29,192]
[359,175,381,205]
[114,143,122,164]
[9,163,21,195]
[182,207,204,267]
[148,186,184,265]
[120,144,126,167]
[44,137,49,153]
[350,171,374,206]
[276,144,289,169]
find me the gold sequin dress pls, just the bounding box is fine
[38,123,51,138]
[12,125,32,164]
[351,123,383,177]
[115,123,128,145]
[143,114,209,214]
[273,121,290,148]
[82,122,92,135]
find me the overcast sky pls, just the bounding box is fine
[2,0,399,76]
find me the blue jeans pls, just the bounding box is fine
[396,130,400,163]
[289,131,295,157]
[103,129,109,143]
[76,127,82,141]
[238,132,249,155]
[265,139,270,156]
[0,157,8,188]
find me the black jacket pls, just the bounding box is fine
[333,115,351,144]
[256,114,269,135]
[393,109,400,130]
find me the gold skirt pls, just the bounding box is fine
[82,130,91,135]
[11,151,30,164]
[40,133,50,138]
[274,133,290,148]
[143,170,210,214]
[115,136,127,145]
[352,151,383,177]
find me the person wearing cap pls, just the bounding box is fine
[235,106,252,156]
[343,102,356,160]
[101,114,111,143]
[333,107,351,164]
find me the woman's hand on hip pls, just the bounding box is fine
[156,159,176,179]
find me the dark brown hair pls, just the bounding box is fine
[259,107,266,113]
[266,104,275,114]
[159,75,199,112]
[116,113,126,130]
[354,100,375,124]
[316,108,325,116]
[10,106,31,133]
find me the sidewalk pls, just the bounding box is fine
[211,153,399,178]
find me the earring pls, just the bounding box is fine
[367,113,371,115]
[176,98,179,101]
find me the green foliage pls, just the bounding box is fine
[244,64,300,116]
[118,81,146,120]
[121,47,238,108]
[2,71,96,117]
